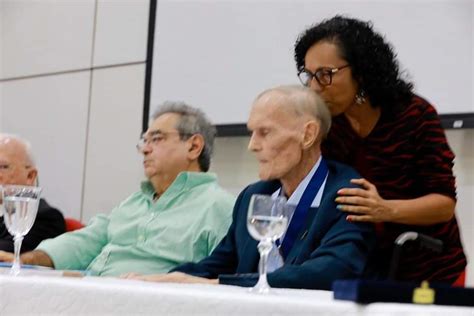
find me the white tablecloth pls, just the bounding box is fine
[0,272,473,316]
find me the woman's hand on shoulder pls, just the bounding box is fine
[335,178,394,223]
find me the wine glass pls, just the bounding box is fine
[247,194,289,294]
[1,185,42,276]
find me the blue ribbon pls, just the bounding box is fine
[278,158,328,259]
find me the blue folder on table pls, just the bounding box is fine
[333,279,474,307]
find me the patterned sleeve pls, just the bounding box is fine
[412,99,457,200]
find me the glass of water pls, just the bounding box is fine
[1,185,42,276]
[247,194,288,294]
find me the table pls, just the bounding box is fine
[0,273,473,315]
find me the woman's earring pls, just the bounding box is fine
[355,90,366,105]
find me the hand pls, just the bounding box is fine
[0,250,14,262]
[121,272,218,284]
[335,178,394,223]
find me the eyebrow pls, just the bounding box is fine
[143,129,165,137]
[304,67,333,72]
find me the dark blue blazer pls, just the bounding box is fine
[173,160,375,290]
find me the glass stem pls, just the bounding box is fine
[255,239,272,292]
[11,235,23,276]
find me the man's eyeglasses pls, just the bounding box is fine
[136,130,192,151]
[297,64,350,87]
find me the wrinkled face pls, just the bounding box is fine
[247,94,305,181]
[0,139,36,186]
[140,113,191,181]
[304,41,359,116]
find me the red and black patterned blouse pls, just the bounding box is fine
[322,94,466,283]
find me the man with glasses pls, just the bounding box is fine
[0,134,65,252]
[0,103,235,276]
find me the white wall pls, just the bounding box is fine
[0,0,149,221]
[210,130,474,286]
[152,0,473,124]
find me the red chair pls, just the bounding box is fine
[452,270,466,287]
[64,218,85,232]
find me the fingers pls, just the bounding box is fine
[121,272,180,282]
[346,215,378,223]
[62,270,84,278]
[350,178,375,190]
[141,274,172,282]
[335,196,369,206]
[0,251,14,262]
[337,205,371,214]
[337,187,370,198]
[120,272,143,279]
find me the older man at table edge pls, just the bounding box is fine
[124,85,376,290]
[0,103,235,276]
[0,134,65,252]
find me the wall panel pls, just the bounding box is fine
[1,72,91,219]
[81,64,145,222]
[0,0,95,79]
[93,0,149,67]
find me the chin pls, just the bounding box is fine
[328,107,343,117]
[143,168,155,179]
[258,169,278,182]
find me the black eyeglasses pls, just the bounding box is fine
[297,64,350,87]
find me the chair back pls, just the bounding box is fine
[64,217,85,232]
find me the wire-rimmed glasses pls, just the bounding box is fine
[136,130,193,152]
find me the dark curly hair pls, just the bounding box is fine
[294,15,413,112]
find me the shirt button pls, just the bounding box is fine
[138,235,145,242]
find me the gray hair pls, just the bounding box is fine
[255,85,332,139]
[0,133,36,167]
[151,101,216,172]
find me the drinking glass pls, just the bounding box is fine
[247,194,288,294]
[1,185,42,276]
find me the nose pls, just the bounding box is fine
[248,132,260,152]
[140,143,152,155]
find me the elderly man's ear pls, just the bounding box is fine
[301,121,320,150]
[25,168,38,186]
[186,134,205,161]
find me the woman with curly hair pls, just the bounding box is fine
[294,15,466,284]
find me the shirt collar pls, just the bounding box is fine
[272,156,328,208]
[140,171,217,200]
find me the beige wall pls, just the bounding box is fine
[210,130,474,286]
[0,0,148,220]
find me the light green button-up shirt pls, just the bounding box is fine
[37,172,235,276]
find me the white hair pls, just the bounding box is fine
[0,133,36,167]
[254,85,332,138]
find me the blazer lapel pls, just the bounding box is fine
[284,206,318,263]
[284,170,337,264]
